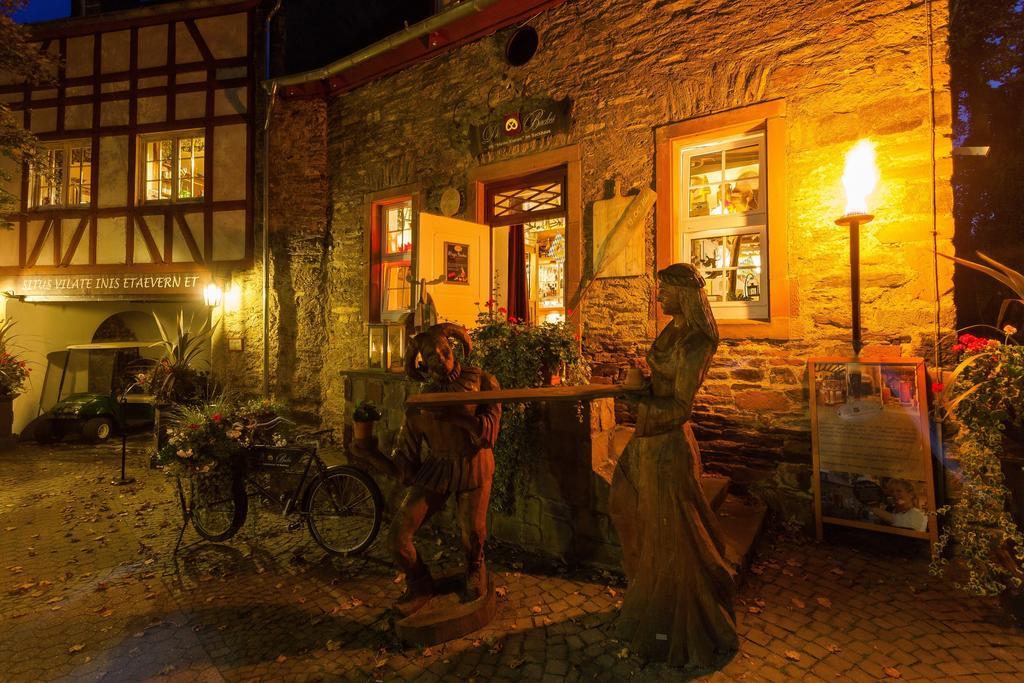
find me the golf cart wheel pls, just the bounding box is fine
[82,417,113,443]
[35,420,62,444]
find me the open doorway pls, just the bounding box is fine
[486,167,568,323]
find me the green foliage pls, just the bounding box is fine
[0,1,58,229]
[143,311,216,403]
[352,400,382,422]
[0,318,29,400]
[933,254,1024,595]
[468,306,590,512]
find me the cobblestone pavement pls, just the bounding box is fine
[2,439,1024,682]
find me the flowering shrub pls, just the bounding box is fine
[932,252,1024,597]
[157,397,290,473]
[0,320,30,401]
[468,301,590,512]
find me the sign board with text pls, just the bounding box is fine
[469,97,571,156]
[1,273,207,300]
[809,357,938,544]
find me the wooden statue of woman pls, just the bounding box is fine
[609,263,737,668]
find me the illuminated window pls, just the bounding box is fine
[679,133,768,320]
[141,132,205,203]
[376,199,413,321]
[30,142,91,208]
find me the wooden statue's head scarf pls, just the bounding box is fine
[656,263,720,348]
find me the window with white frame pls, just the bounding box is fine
[30,142,91,208]
[679,133,768,320]
[141,132,205,202]
[379,200,413,320]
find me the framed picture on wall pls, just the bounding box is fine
[809,357,938,544]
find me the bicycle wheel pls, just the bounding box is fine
[189,468,248,542]
[304,466,383,556]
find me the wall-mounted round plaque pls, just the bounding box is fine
[439,186,463,216]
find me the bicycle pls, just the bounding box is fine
[174,429,384,557]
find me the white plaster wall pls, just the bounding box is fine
[3,299,211,434]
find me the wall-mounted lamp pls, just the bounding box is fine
[203,281,223,308]
[835,139,878,355]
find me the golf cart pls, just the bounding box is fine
[35,342,160,444]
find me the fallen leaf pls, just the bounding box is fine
[507,657,524,669]
[495,586,508,599]
[830,567,844,576]
[326,640,341,652]
[374,658,388,669]
[617,647,630,660]
[816,597,832,608]
[68,644,85,653]
[790,598,806,609]
[100,609,113,618]
[392,573,404,584]
[785,650,801,661]
[275,655,287,663]
[530,605,542,614]
[754,598,766,607]
[827,643,841,654]
[747,606,762,614]
[883,666,902,679]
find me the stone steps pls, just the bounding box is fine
[701,475,767,580]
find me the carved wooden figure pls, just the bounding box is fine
[387,323,502,618]
[609,263,738,668]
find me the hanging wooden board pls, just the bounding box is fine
[592,180,648,278]
[808,357,938,545]
[405,383,644,407]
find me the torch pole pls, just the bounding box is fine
[836,213,873,356]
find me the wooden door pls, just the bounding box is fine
[417,213,490,330]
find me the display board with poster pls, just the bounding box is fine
[809,357,938,544]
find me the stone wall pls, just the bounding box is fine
[247,0,955,526]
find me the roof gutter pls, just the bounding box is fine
[265,0,503,91]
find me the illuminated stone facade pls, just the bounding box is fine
[259,0,954,524]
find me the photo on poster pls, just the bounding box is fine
[819,470,930,532]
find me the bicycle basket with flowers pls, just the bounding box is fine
[156,397,291,474]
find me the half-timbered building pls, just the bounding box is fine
[0,0,258,432]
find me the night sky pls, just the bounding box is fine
[14,0,71,23]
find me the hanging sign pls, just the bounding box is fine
[809,357,938,544]
[470,97,571,156]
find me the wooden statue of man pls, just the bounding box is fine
[389,322,501,616]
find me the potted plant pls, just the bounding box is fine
[141,311,216,459]
[932,252,1024,615]
[352,401,382,441]
[0,320,30,440]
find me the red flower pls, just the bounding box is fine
[212,413,222,422]
[508,316,519,323]
[498,306,507,314]
[567,308,574,317]
[932,382,944,393]
[188,423,199,430]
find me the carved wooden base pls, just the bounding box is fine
[394,569,497,647]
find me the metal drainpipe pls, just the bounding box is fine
[265,0,503,90]
[262,0,282,398]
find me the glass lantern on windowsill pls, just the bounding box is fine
[367,320,408,373]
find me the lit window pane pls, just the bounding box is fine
[384,202,412,255]
[722,146,760,214]
[68,146,91,205]
[690,233,763,302]
[383,263,411,312]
